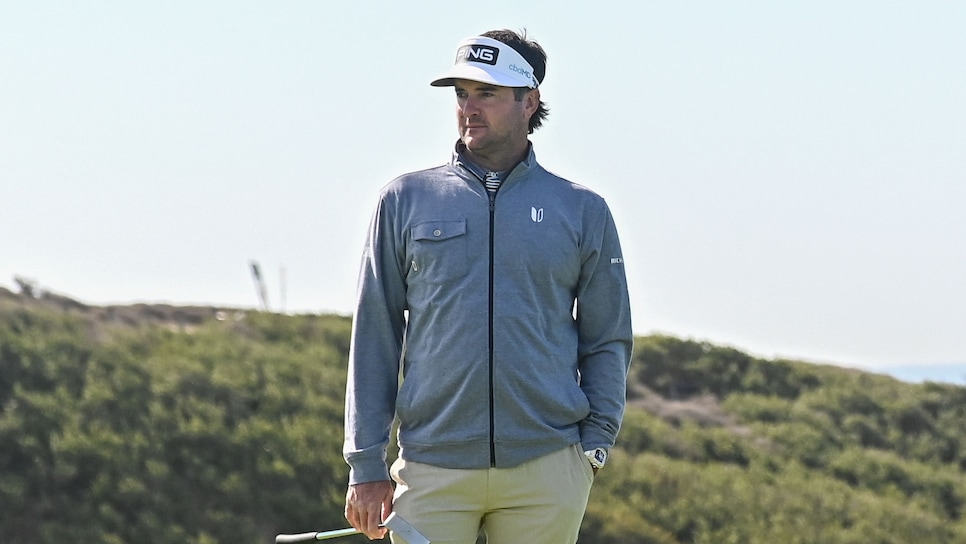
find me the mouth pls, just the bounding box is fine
[463,115,486,129]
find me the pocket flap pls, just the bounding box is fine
[413,220,466,242]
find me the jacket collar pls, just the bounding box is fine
[451,140,536,185]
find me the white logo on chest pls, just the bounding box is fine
[530,207,544,223]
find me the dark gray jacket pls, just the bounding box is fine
[344,146,633,485]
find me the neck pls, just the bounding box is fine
[461,140,529,172]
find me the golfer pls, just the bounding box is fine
[343,28,633,543]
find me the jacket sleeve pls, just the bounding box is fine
[575,200,633,452]
[343,192,408,485]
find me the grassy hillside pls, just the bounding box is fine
[2,286,965,543]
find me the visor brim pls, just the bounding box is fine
[430,64,535,88]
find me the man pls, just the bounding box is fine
[343,29,632,543]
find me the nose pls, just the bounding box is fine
[459,95,481,117]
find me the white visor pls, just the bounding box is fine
[430,36,539,89]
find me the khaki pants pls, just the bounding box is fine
[389,444,595,544]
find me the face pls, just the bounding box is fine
[454,79,538,165]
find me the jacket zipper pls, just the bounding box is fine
[487,190,497,467]
[462,165,499,467]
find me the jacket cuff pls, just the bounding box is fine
[579,426,614,453]
[347,458,391,486]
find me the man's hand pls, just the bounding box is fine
[345,480,394,540]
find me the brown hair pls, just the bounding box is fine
[482,29,550,133]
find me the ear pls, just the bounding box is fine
[523,89,541,116]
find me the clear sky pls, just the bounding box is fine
[2,1,964,370]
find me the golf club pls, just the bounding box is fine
[275,512,431,544]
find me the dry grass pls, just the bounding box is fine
[0,285,244,338]
[630,384,753,437]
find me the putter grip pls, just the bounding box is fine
[275,532,320,543]
[275,527,362,543]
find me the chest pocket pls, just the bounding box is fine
[410,219,468,284]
